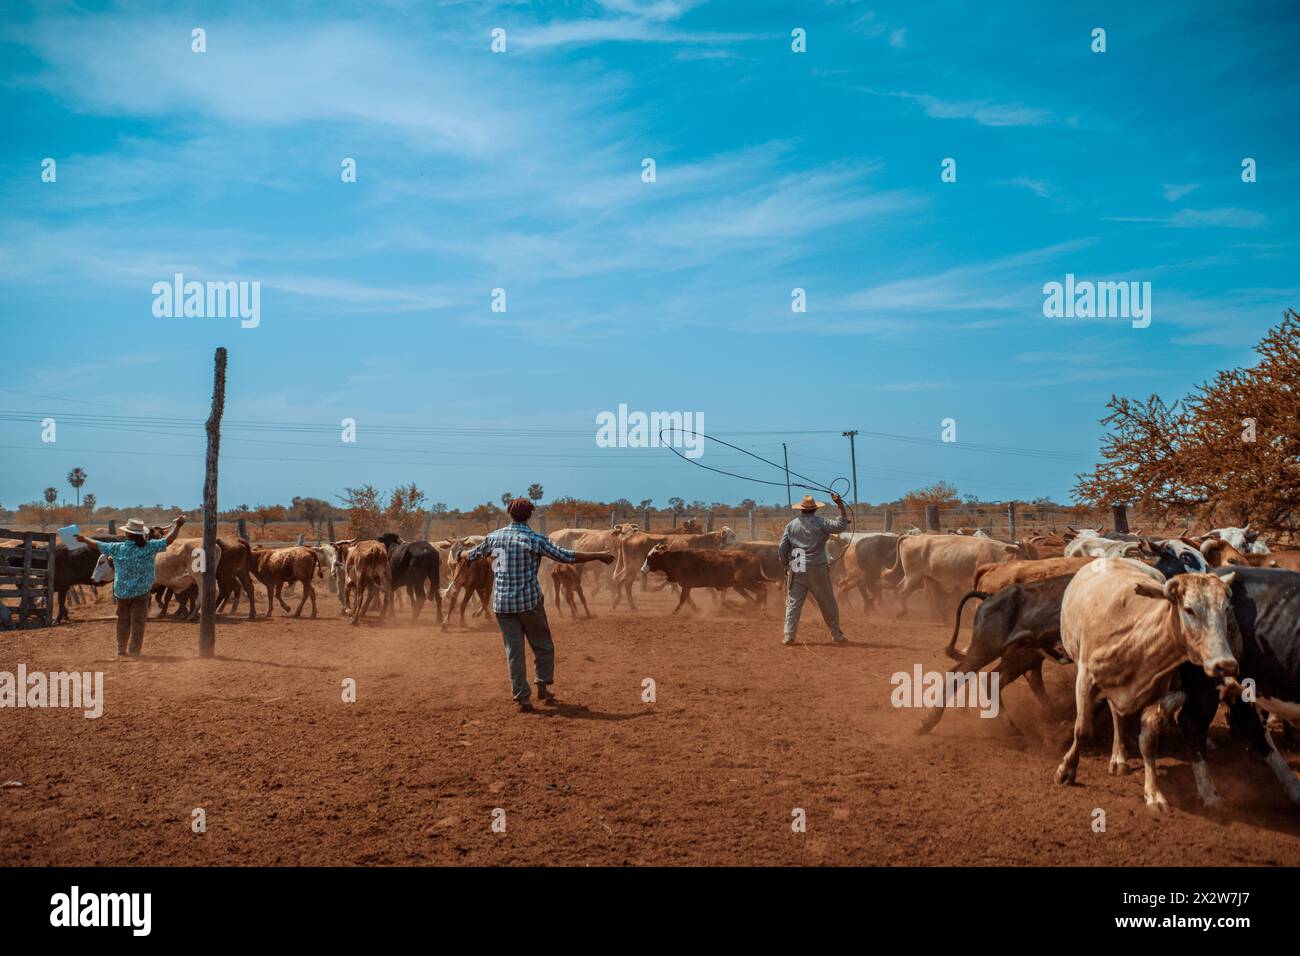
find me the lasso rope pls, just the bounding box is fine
[657,427,857,563]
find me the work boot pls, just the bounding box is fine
[536,682,556,704]
[782,636,796,646]
[516,700,534,713]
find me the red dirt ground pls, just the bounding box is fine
[4,585,1300,866]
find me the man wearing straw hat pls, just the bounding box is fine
[778,492,849,646]
[76,516,185,657]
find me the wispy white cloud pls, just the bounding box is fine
[891,91,1052,127]
[1162,183,1199,202]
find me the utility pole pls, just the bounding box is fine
[782,443,792,508]
[842,430,859,522]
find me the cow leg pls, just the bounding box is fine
[894,576,921,619]
[265,583,276,618]
[671,586,691,615]
[1176,668,1225,808]
[276,583,292,613]
[1139,701,1172,813]
[1108,704,1133,776]
[1055,666,1098,785]
[431,577,443,626]
[57,587,69,623]
[292,578,311,618]
[565,587,578,618]
[240,573,256,619]
[1226,698,1300,805]
[577,585,592,619]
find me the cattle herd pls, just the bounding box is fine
[21,517,1300,814]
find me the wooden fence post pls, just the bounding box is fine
[671,512,677,529]
[296,532,305,546]
[883,508,893,533]
[706,509,714,532]
[643,508,650,531]
[326,515,335,543]
[107,519,117,536]
[237,517,248,541]
[199,347,226,659]
[1007,501,1017,541]
[610,509,616,529]
[748,509,755,541]
[423,512,432,542]
[925,504,940,532]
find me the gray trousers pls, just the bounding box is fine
[495,602,556,701]
[784,564,845,642]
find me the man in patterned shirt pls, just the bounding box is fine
[76,516,186,656]
[462,498,615,712]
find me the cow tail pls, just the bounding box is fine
[882,552,905,588]
[945,590,990,660]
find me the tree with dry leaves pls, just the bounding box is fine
[1075,309,1300,534]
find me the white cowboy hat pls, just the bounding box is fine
[793,495,826,512]
[120,518,150,537]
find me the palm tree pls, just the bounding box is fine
[67,467,87,506]
[43,486,59,507]
[82,493,97,514]
[500,492,513,510]
[527,483,544,503]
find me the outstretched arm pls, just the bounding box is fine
[164,515,187,546]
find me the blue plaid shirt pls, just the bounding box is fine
[465,522,577,614]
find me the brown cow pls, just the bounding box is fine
[443,538,493,626]
[550,563,592,619]
[641,544,774,614]
[614,528,737,609]
[340,540,391,625]
[213,537,257,619]
[249,546,319,619]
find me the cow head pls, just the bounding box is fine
[1141,537,1209,576]
[641,542,668,575]
[91,553,115,585]
[332,539,356,566]
[1198,538,1250,569]
[719,526,736,547]
[1133,572,1238,678]
[376,532,402,551]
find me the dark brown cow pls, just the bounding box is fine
[550,563,592,619]
[641,544,774,614]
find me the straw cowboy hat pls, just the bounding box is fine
[120,518,150,537]
[793,495,826,512]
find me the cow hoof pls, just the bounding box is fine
[1053,764,1075,785]
[1145,794,1171,815]
[1108,758,1131,776]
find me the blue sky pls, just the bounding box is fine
[1,0,1297,512]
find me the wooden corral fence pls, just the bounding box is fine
[0,529,56,629]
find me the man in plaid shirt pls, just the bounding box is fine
[463,498,615,712]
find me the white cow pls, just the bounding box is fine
[1206,525,1269,555]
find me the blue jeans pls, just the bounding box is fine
[495,602,556,701]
